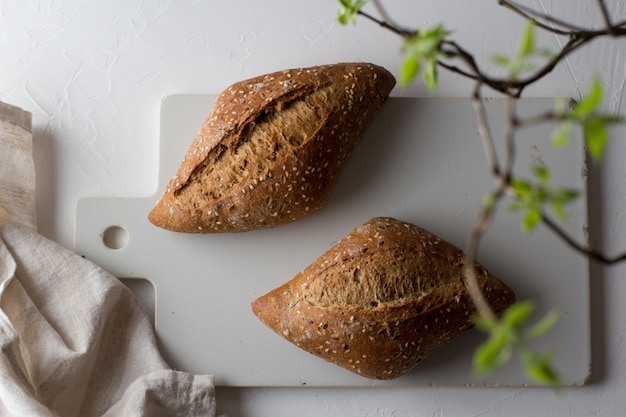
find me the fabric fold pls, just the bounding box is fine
[0,101,217,416]
[0,102,35,230]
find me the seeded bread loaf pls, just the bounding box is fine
[148,63,395,233]
[251,217,515,380]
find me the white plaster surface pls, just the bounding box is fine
[1,0,625,415]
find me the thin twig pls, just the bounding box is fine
[514,110,561,127]
[442,30,595,98]
[502,0,626,36]
[370,0,414,37]
[357,9,413,38]
[499,0,589,33]
[502,95,517,182]
[511,34,591,94]
[541,214,626,264]
[498,1,572,35]
[472,84,501,178]
[442,40,517,94]
[596,0,616,35]
[463,190,503,323]
[437,60,480,81]
[464,82,520,323]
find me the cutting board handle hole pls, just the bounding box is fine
[102,225,129,250]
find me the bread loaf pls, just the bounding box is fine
[251,217,515,380]
[148,63,395,233]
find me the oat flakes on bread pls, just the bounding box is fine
[251,217,515,380]
[148,63,395,233]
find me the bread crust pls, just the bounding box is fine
[149,63,395,233]
[251,217,516,380]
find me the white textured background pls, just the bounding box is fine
[2,0,625,415]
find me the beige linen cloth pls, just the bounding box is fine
[0,101,217,416]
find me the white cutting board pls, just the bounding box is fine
[75,95,590,387]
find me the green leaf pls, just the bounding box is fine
[521,350,560,386]
[336,0,366,25]
[526,310,560,339]
[531,165,550,184]
[411,36,439,58]
[522,207,542,232]
[572,77,603,119]
[474,302,562,383]
[519,20,536,57]
[424,59,438,92]
[551,201,566,221]
[502,301,535,329]
[597,114,625,125]
[404,25,450,59]
[511,178,532,197]
[473,334,513,375]
[491,20,545,78]
[417,24,451,53]
[547,187,579,204]
[400,56,420,86]
[551,122,572,149]
[337,11,350,25]
[510,173,579,232]
[401,24,450,90]
[584,117,608,163]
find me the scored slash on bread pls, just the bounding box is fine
[251,217,516,380]
[148,63,396,233]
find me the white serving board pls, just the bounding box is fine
[75,95,590,387]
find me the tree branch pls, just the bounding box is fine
[356,0,623,99]
[472,84,501,177]
[356,8,413,38]
[350,0,626,295]
[463,188,504,323]
[541,213,626,264]
[502,96,517,181]
[514,110,561,127]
